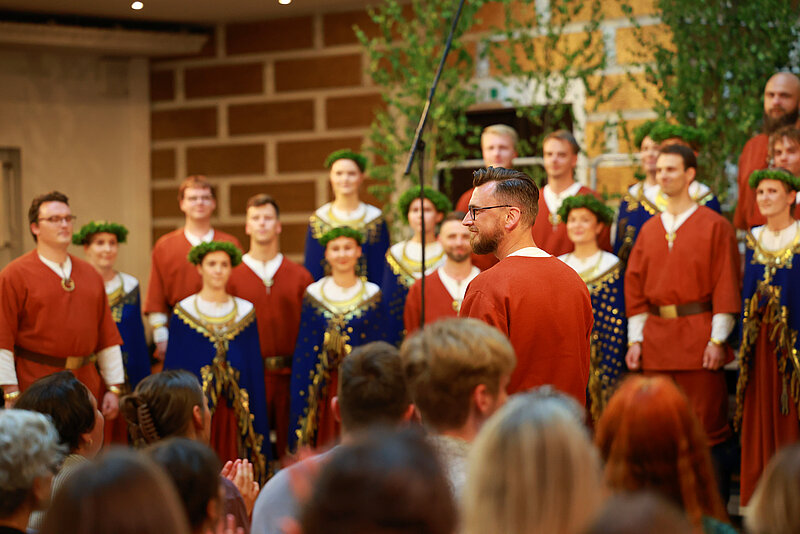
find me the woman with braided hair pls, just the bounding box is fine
[121,369,252,533]
[162,241,271,486]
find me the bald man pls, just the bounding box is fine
[734,72,800,230]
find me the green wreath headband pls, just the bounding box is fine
[397,186,452,224]
[648,123,706,149]
[557,194,615,225]
[72,221,129,245]
[749,168,800,192]
[318,226,365,247]
[187,241,243,267]
[633,120,662,149]
[324,149,367,172]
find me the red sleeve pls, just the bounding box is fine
[0,264,22,351]
[404,280,422,335]
[144,244,168,315]
[460,287,509,337]
[710,218,741,314]
[624,230,649,316]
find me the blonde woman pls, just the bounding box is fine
[746,443,800,534]
[462,387,605,534]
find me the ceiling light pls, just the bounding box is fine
[131,1,144,9]
[278,0,291,5]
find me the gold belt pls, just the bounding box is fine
[647,300,712,319]
[264,355,292,371]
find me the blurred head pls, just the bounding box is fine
[639,135,660,177]
[324,235,362,275]
[583,492,693,534]
[770,126,800,176]
[407,197,445,237]
[401,318,516,434]
[566,206,603,247]
[543,130,580,181]
[756,177,796,219]
[16,371,104,458]
[147,438,222,534]
[334,341,413,434]
[178,176,217,222]
[325,149,367,199]
[746,443,800,534]
[121,370,210,446]
[595,376,727,526]
[438,211,472,263]
[463,388,603,534]
[656,145,696,198]
[28,191,73,245]
[481,124,518,169]
[41,448,190,534]
[763,72,800,134]
[197,249,233,292]
[298,428,456,534]
[245,194,282,246]
[83,232,119,272]
[0,410,64,519]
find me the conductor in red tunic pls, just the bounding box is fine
[532,130,612,256]
[145,175,241,359]
[227,194,313,459]
[625,144,740,450]
[460,167,593,404]
[0,191,124,418]
[404,211,480,335]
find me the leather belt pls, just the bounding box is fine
[648,301,712,319]
[264,355,292,371]
[14,346,97,370]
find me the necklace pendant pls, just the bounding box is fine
[665,232,676,248]
[452,300,461,313]
[549,212,561,228]
[61,278,75,292]
[264,278,274,294]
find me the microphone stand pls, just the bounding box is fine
[403,0,467,331]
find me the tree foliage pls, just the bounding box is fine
[623,0,800,203]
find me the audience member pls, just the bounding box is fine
[595,376,734,534]
[583,492,693,534]
[400,317,515,497]
[40,448,190,534]
[252,341,414,534]
[745,443,800,534]
[0,409,65,534]
[462,387,604,534]
[15,371,104,530]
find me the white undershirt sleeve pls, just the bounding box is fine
[97,345,125,386]
[148,312,169,343]
[627,313,647,343]
[711,313,735,343]
[0,349,17,386]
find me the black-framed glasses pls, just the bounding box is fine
[467,204,512,221]
[38,215,77,225]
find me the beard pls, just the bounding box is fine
[445,249,471,263]
[470,226,503,255]
[764,108,799,134]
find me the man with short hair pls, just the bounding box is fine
[227,194,313,459]
[145,175,241,358]
[403,211,480,334]
[457,124,519,270]
[0,191,124,416]
[532,130,611,256]
[250,341,414,534]
[626,144,740,451]
[770,125,800,219]
[401,318,515,496]
[460,167,593,404]
[734,72,800,230]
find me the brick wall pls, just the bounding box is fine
[149,1,663,259]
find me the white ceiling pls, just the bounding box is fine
[0,0,371,24]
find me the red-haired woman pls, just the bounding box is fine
[595,376,735,534]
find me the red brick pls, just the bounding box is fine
[323,10,380,46]
[229,182,317,215]
[152,31,216,63]
[151,188,181,218]
[150,70,175,102]
[277,136,362,173]
[186,144,265,176]
[228,100,315,136]
[151,107,217,140]
[274,54,361,92]
[151,149,176,180]
[226,17,313,55]
[326,93,384,129]
[185,63,263,99]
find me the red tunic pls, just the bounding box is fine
[404,270,459,335]
[227,258,313,458]
[532,185,612,256]
[733,134,769,230]
[625,207,740,446]
[144,229,241,315]
[0,251,123,399]
[460,255,593,403]
[456,187,500,271]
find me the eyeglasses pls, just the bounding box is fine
[185,195,214,203]
[38,215,77,225]
[467,205,513,221]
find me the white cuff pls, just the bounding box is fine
[711,313,735,343]
[97,345,125,386]
[148,312,169,343]
[152,326,169,344]
[0,349,18,386]
[627,313,647,343]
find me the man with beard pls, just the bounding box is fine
[460,167,593,404]
[734,72,800,230]
[404,212,480,334]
